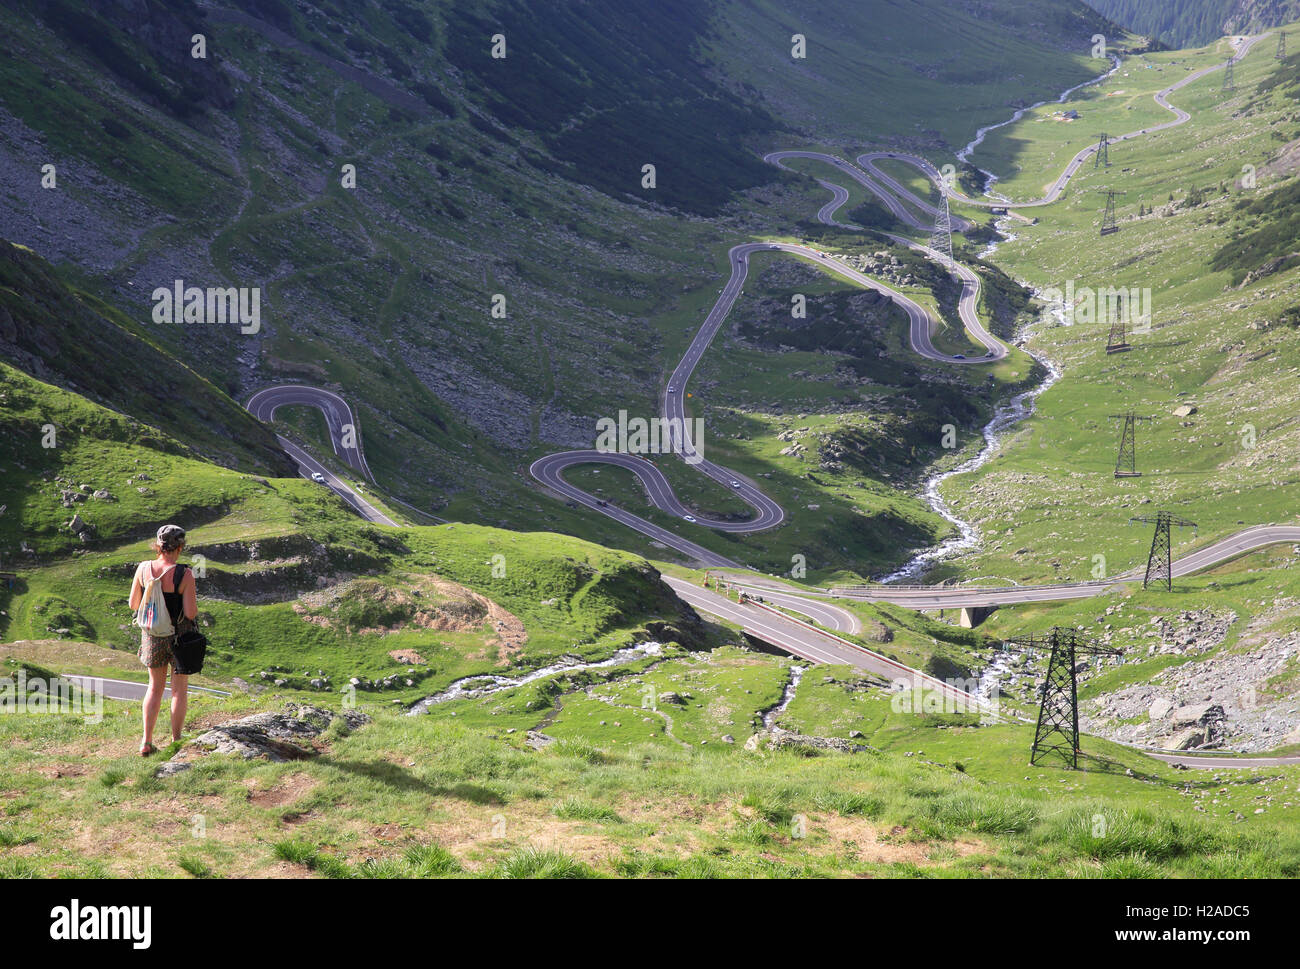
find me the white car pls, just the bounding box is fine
[667,387,676,393]
[311,472,326,483]
[683,515,696,523]
[730,481,741,488]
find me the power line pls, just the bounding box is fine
[1108,412,1153,477]
[1095,188,1126,236]
[1000,628,1122,768]
[1105,288,1132,353]
[1094,132,1109,169]
[1129,511,1197,591]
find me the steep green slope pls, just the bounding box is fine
[712,0,1129,149]
[0,241,293,476]
[1086,0,1300,47]
[440,0,780,216]
[0,0,1135,576]
[933,30,1300,583]
[2,372,1296,878]
[0,361,709,692]
[1086,0,1240,46]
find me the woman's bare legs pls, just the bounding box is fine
[168,671,189,742]
[141,665,169,752]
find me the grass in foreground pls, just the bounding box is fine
[2,656,1297,879]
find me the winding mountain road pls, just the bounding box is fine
[661,577,993,714]
[854,33,1268,212]
[246,32,1291,618]
[531,32,1286,594]
[247,385,374,479]
[529,196,1010,559]
[830,523,1300,607]
[245,385,396,526]
[765,151,1003,368]
[234,34,1300,766]
[63,675,230,703]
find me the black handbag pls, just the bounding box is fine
[172,618,208,675]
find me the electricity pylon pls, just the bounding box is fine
[1096,188,1126,236]
[1222,57,1235,92]
[1105,289,1132,352]
[928,194,954,268]
[1129,511,1197,591]
[1277,32,1286,60]
[1109,412,1153,477]
[1001,628,1122,769]
[1094,132,1110,168]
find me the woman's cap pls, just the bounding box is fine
[157,524,186,550]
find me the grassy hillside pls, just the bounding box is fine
[5,654,1298,878]
[0,243,293,476]
[7,3,1300,882]
[2,275,1298,881]
[929,30,1300,585]
[1086,0,1300,47]
[0,365,710,696]
[0,0,1133,576]
[713,0,1129,149]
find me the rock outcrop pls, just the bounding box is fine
[1082,601,1300,753]
[156,703,369,774]
[743,727,875,754]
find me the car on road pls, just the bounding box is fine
[682,515,696,523]
[596,499,608,507]
[985,349,996,356]
[311,472,326,483]
[668,387,676,393]
[730,481,741,488]
[953,354,966,360]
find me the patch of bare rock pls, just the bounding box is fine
[1083,604,1300,753]
[744,727,876,754]
[155,703,369,775]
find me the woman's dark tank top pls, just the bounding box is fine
[162,563,187,627]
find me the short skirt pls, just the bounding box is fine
[139,632,176,670]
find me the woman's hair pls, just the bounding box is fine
[153,524,187,555]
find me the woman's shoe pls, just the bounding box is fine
[140,742,158,757]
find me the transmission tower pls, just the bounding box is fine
[1094,132,1110,169]
[1096,188,1126,236]
[1109,412,1153,477]
[1129,511,1197,591]
[1278,31,1287,60]
[928,194,954,268]
[1222,57,1235,92]
[1107,299,1128,351]
[1105,289,1132,353]
[1002,628,1122,769]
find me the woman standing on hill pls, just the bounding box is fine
[128,524,198,756]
